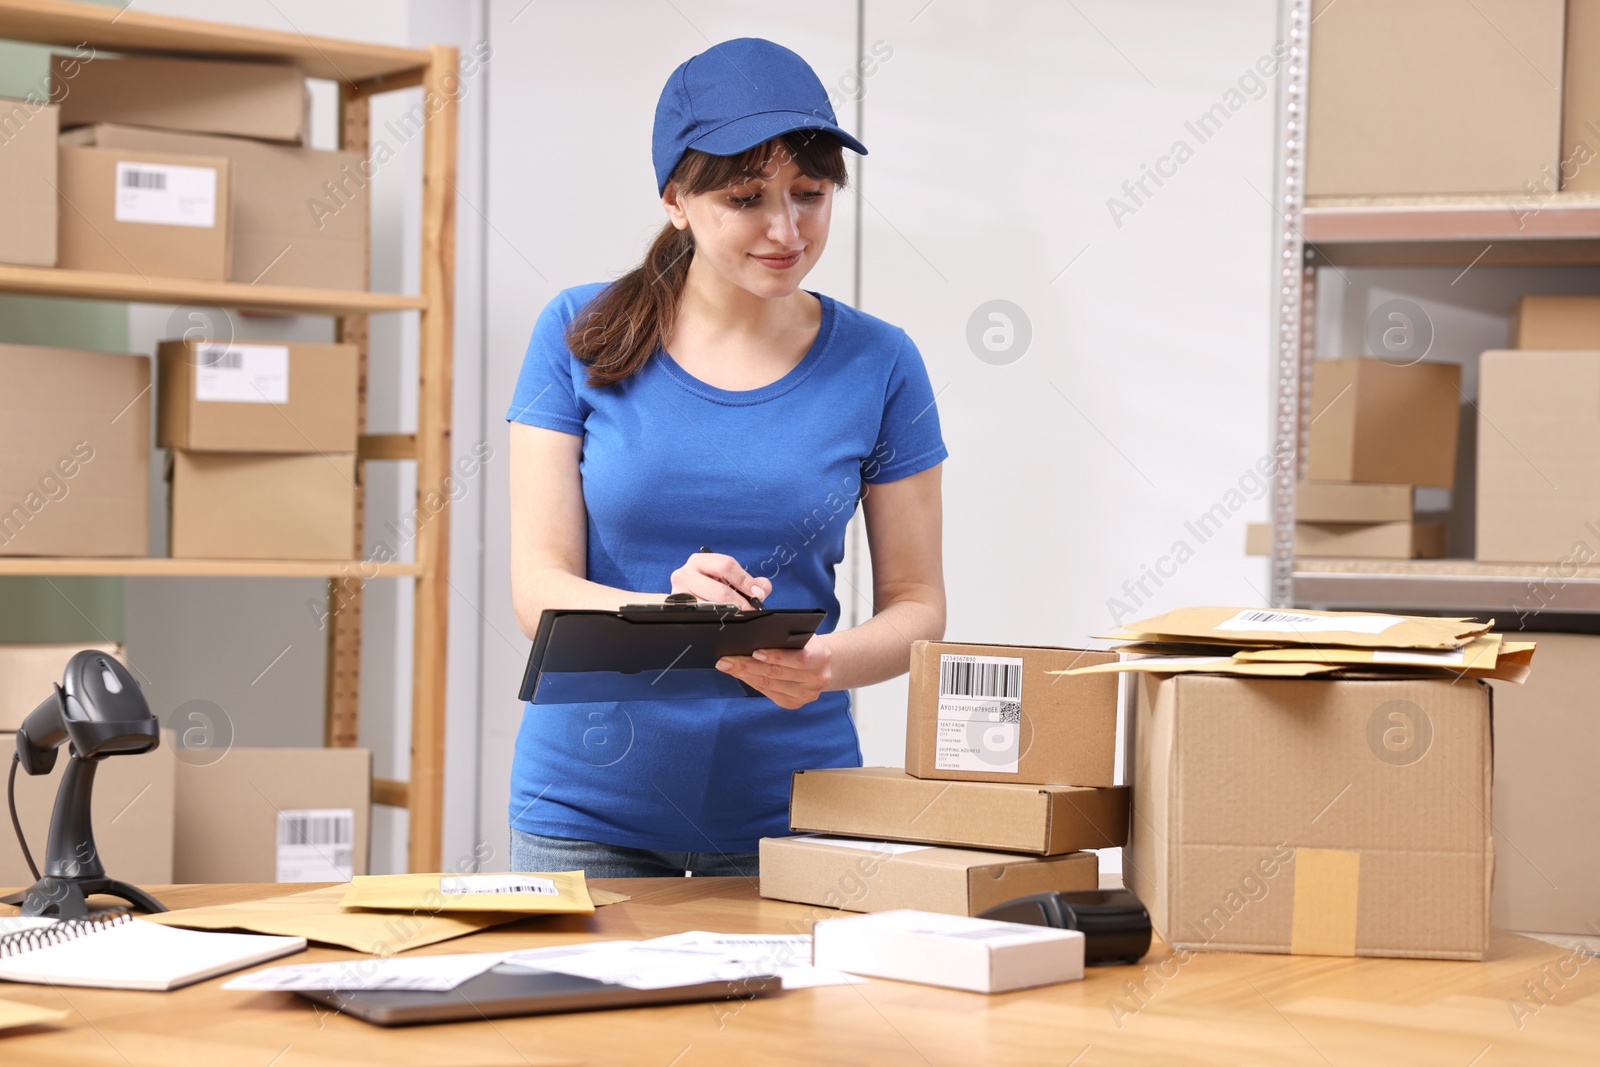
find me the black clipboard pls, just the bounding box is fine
[518,598,827,704]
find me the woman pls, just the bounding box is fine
[506,37,947,877]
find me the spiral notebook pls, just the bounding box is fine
[0,911,306,991]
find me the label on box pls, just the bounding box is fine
[1215,609,1402,635]
[439,875,559,896]
[276,808,354,883]
[114,161,218,228]
[935,653,1023,774]
[193,343,290,404]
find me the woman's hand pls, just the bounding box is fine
[717,635,833,709]
[670,551,771,609]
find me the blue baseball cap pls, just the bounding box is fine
[652,37,868,195]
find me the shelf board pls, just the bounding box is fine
[0,0,429,84]
[1302,193,1600,267]
[1293,558,1600,615]
[0,558,423,578]
[0,265,424,315]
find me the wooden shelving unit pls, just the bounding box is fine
[0,0,458,871]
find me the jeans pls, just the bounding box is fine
[509,827,759,878]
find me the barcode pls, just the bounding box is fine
[279,814,352,847]
[121,168,166,190]
[1233,610,1314,626]
[940,658,1021,699]
[468,884,559,895]
[202,348,243,369]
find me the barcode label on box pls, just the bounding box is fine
[114,161,217,228]
[276,808,355,883]
[935,653,1023,774]
[1214,609,1403,635]
[193,343,289,404]
[439,875,559,896]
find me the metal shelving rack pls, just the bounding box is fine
[1269,0,1600,615]
[0,0,458,871]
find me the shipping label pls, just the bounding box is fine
[934,653,1023,773]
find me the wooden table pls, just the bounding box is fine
[2,879,1598,1066]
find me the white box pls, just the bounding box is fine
[810,909,1084,993]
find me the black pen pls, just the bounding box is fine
[699,546,764,610]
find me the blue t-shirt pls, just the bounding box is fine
[504,282,948,853]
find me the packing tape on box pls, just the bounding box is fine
[1289,847,1360,956]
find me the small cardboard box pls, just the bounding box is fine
[0,97,58,266]
[789,767,1129,856]
[66,124,368,290]
[1563,0,1600,192]
[57,146,232,281]
[1246,521,1445,559]
[1509,296,1600,348]
[1306,0,1564,195]
[0,730,174,890]
[0,344,150,557]
[1476,350,1600,563]
[1127,673,1492,960]
[168,450,355,561]
[0,643,124,731]
[157,340,359,453]
[52,53,308,144]
[173,746,371,884]
[811,909,1085,993]
[1295,482,1413,524]
[904,641,1117,787]
[1307,359,1461,488]
[759,835,1098,917]
[1491,633,1600,935]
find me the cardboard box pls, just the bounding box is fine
[1306,0,1564,195]
[1127,673,1492,960]
[157,340,359,453]
[167,450,355,560]
[759,835,1098,917]
[811,909,1085,993]
[904,641,1117,787]
[173,746,371,884]
[1246,521,1446,559]
[0,730,174,891]
[1490,633,1600,935]
[57,146,232,281]
[0,643,124,731]
[1563,0,1600,191]
[65,124,367,290]
[1509,295,1600,348]
[0,97,58,266]
[789,767,1129,856]
[1307,359,1461,488]
[1476,350,1600,563]
[52,53,307,144]
[0,344,150,557]
[1296,482,1413,524]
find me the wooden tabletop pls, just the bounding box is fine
[2,879,1598,1066]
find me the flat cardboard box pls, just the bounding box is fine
[1295,482,1413,524]
[173,746,371,884]
[1246,521,1446,559]
[1490,633,1600,935]
[759,835,1098,916]
[904,641,1117,787]
[1563,0,1600,191]
[0,97,58,266]
[788,767,1130,856]
[0,730,174,890]
[157,340,359,453]
[1476,350,1600,563]
[1509,295,1600,348]
[1127,673,1492,960]
[167,451,355,561]
[52,53,307,144]
[0,344,150,557]
[1306,0,1564,195]
[1307,358,1461,488]
[57,145,232,281]
[811,909,1085,993]
[0,643,124,731]
[66,124,367,290]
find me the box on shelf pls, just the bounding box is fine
[1306,358,1461,488]
[65,124,368,290]
[157,340,359,453]
[759,835,1098,917]
[1490,633,1600,935]
[811,909,1085,993]
[0,643,125,731]
[52,53,308,144]
[57,146,232,281]
[1127,673,1492,960]
[1306,0,1564,196]
[1246,521,1445,560]
[1476,349,1600,563]
[788,767,1130,856]
[0,97,58,266]
[167,450,355,561]
[904,641,1117,787]
[0,730,174,890]
[1509,296,1600,349]
[1295,482,1413,524]
[0,344,150,558]
[173,746,371,884]
[1563,0,1600,192]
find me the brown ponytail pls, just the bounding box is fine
[566,130,849,387]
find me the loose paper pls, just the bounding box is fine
[507,934,865,991]
[114,161,217,228]
[0,997,69,1032]
[223,951,505,992]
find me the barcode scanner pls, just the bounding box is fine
[977,889,1152,965]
